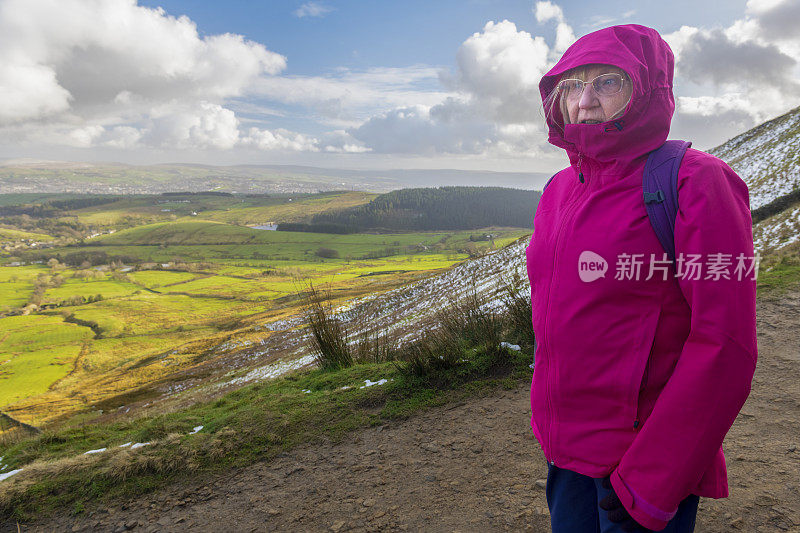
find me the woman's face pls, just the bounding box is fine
[562,64,632,125]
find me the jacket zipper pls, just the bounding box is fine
[543,152,591,464]
[634,336,656,430]
[633,360,649,430]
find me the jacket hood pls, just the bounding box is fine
[540,24,675,166]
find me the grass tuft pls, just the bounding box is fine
[303,283,354,371]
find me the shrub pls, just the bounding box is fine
[395,327,465,378]
[499,269,534,349]
[304,284,353,371]
[315,247,340,259]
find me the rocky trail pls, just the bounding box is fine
[15,290,800,533]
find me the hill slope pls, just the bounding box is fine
[711,105,800,210]
[23,290,800,533]
[710,106,800,255]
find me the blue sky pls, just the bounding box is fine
[1,0,798,173]
[139,1,748,75]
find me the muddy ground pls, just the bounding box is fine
[16,290,800,532]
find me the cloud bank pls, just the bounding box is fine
[0,0,799,166]
[665,0,800,146]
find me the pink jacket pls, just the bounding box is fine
[526,25,757,531]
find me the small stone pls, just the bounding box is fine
[268,508,281,516]
[363,498,375,507]
[535,479,547,489]
[788,444,797,452]
[755,494,775,506]
[729,518,743,529]
[330,520,346,532]
[285,466,304,477]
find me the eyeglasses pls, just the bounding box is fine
[556,73,626,101]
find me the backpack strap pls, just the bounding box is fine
[542,173,557,192]
[642,140,692,263]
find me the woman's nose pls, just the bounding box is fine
[578,84,599,108]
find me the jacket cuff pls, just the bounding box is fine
[610,469,674,531]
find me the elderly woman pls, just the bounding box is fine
[527,25,757,532]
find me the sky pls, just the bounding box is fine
[0,0,799,174]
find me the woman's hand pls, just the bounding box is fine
[599,477,653,532]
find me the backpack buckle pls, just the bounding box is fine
[643,190,665,204]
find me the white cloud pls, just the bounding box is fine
[534,1,576,57]
[294,2,333,18]
[664,0,800,148]
[534,1,564,24]
[241,127,320,152]
[251,66,449,127]
[349,104,495,155]
[349,20,554,156]
[145,102,240,150]
[0,0,286,152]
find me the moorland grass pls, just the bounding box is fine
[756,254,800,296]
[0,319,534,522]
[0,283,535,521]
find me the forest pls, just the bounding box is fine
[279,186,541,233]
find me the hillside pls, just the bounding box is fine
[304,186,540,232]
[710,106,800,256]
[11,288,800,532]
[711,105,800,210]
[0,188,531,427]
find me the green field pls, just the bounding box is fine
[44,277,141,304]
[65,191,375,229]
[0,190,532,424]
[0,227,54,242]
[0,315,94,406]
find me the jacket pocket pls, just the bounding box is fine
[629,307,661,430]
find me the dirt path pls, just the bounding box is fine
[19,291,800,533]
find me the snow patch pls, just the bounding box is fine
[360,379,389,389]
[83,448,107,455]
[500,342,521,351]
[0,469,23,482]
[227,354,317,386]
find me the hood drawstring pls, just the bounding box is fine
[578,154,585,183]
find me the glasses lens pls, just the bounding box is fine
[593,74,623,96]
[560,79,584,100]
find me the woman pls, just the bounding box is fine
[526,24,757,532]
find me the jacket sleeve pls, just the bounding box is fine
[610,152,758,531]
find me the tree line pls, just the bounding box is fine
[278,186,541,233]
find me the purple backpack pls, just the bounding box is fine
[541,140,692,264]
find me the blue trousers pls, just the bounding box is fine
[546,463,700,532]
